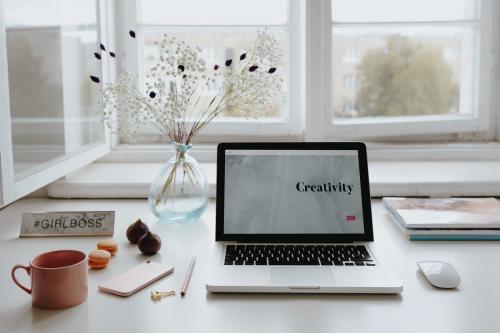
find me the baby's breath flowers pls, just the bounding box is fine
[94,30,283,144]
[91,31,283,213]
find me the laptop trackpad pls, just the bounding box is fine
[270,267,335,286]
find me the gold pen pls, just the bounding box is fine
[181,257,196,297]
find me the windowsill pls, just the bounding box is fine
[46,160,500,198]
[100,142,500,163]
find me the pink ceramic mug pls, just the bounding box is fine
[11,250,88,309]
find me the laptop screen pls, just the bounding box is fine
[221,148,368,239]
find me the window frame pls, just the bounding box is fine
[3,0,500,206]
[113,0,499,144]
[104,0,500,162]
[114,0,304,142]
[0,0,112,207]
[311,0,497,140]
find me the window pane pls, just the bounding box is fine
[141,29,288,119]
[332,26,475,120]
[5,0,104,177]
[139,0,288,25]
[5,0,96,26]
[332,0,478,22]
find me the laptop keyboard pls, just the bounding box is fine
[224,244,376,266]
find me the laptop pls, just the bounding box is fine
[206,142,403,293]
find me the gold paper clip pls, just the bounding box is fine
[151,290,176,301]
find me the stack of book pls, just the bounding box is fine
[383,197,500,241]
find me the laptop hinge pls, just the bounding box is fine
[228,241,361,244]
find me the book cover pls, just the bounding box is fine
[385,208,500,240]
[383,197,500,229]
[409,235,500,241]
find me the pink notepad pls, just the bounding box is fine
[99,261,174,297]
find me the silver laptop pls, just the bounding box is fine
[206,142,402,293]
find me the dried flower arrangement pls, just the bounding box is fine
[90,29,283,144]
[89,29,283,221]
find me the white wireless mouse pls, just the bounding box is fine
[417,261,461,289]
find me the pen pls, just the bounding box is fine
[181,257,196,297]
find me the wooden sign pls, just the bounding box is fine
[19,211,115,237]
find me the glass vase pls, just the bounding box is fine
[148,142,208,222]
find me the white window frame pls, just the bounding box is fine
[307,0,498,140]
[114,0,499,144]
[2,1,500,205]
[101,0,500,163]
[113,0,304,142]
[0,0,112,207]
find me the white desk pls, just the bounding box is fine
[0,198,498,333]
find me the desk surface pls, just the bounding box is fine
[0,198,498,333]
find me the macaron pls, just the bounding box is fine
[97,239,118,256]
[88,249,111,269]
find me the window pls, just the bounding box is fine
[114,0,497,143]
[0,0,110,206]
[116,0,302,142]
[1,0,499,206]
[325,0,494,139]
[342,48,360,63]
[343,75,357,89]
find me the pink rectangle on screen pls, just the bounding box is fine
[346,215,356,222]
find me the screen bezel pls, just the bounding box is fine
[216,142,374,243]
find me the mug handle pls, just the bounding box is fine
[11,264,32,295]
